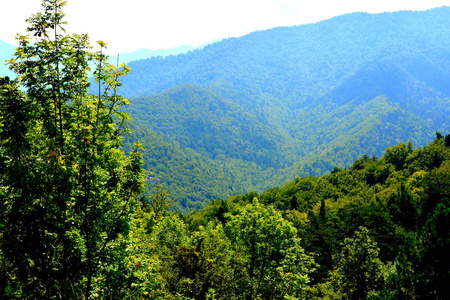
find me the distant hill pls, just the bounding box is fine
[120,8,450,208]
[0,39,16,78]
[108,44,195,66]
[107,41,220,66]
[1,40,200,78]
[119,8,450,101]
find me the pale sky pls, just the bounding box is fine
[2,0,450,55]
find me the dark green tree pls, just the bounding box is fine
[388,182,419,230]
[214,200,229,224]
[335,226,387,299]
[416,161,450,299]
[384,142,412,171]
[445,132,450,147]
[0,1,145,298]
[147,180,173,220]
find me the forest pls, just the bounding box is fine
[118,6,450,208]
[1,1,449,299]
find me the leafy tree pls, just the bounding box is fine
[225,199,315,300]
[388,182,419,230]
[422,160,450,219]
[414,161,450,299]
[151,213,191,293]
[147,180,173,220]
[334,226,387,299]
[0,1,145,298]
[445,132,450,147]
[364,160,394,186]
[419,197,450,300]
[213,200,230,224]
[384,142,413,171]
[175,222,240,300]
[124,207,166,298]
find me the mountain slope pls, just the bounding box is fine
[0,40,16,78]
[108,45,195,65]
[120,8,450,100]
[120,9,450,206]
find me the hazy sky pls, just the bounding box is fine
[2,0,450,55]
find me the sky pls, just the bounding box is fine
[2,0,450,55]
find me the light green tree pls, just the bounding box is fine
[225,199,315,300]
[334,226,387,299]
[0,1,146,298]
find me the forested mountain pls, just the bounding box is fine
[120,8,450,208]
[107,44,195,66]
[0,40,15,78]
[2,2,450,298]
[121,8,450,100]
[183,135,450,299]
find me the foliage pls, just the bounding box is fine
[0,1,145,298]
[188,135,450,299]
[225,199,315,299]
[334,226,387,299]
[1,2,449,299]
[117,8,450,206]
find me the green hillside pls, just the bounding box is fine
[2,2,450,298]
[119,8,450,207]
[184,134,450,299]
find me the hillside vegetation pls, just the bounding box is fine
[1,2,449,298]
[181,134,450,299]
[120,8,450,207]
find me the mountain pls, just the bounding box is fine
[5,8,450,208]
[0,39,16,78]
[108,44,195,66]
[107,41,220,66]
[119,8,450,208]
[119,8,450,100]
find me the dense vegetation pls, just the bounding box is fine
[181,133,450,299]
[1,1,449,299]
[3,7,450,208]
[116,7,450,207]
[0,1,146,297]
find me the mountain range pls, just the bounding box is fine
[119,7,450,209]
[2,8,450,210]
[0,40,199,78]
[0,40,16,78]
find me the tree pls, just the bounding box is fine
[0,1,145,298]
[384,142,412,171]
[418,198,450,300]
[388,182,419,230]
[225,199,315,300]
[147,180,173,220]
[445,132,450,147]
[334,226,386,299]
[414,161,450,299]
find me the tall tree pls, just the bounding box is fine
[335,226,386,299]
[225,199,315,300]
[0,1,145,298]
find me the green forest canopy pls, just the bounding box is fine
[117,7,450,208]
[1,1,449,299]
